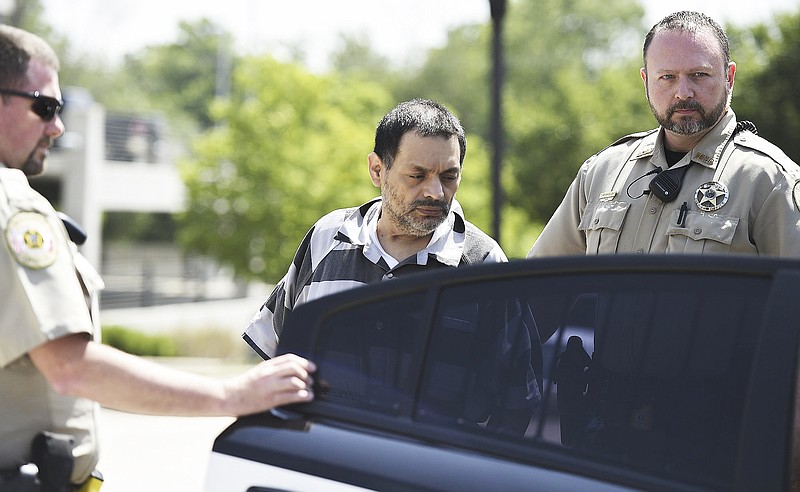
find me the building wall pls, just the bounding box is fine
[42,89,186,271]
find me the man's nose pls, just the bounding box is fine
[46,114,65,139]
[423,177,445,199]
[675,76,695,100]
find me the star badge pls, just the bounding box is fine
[694,181,729,212]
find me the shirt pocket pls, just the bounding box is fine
[665,211,739,254]
[579,201,630,254]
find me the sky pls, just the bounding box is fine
[40,0,799,72]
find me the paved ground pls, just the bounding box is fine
[96,297,265,492]
[97,409,233,492]
[94,359,256,492]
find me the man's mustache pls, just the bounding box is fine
[413,199,448,210]
[669,100,704,116]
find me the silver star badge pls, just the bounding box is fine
[694,181,729,212]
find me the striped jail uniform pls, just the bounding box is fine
[243,197,506,359]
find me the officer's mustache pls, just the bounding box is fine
[37,136,55,150]
[668,100,705,118]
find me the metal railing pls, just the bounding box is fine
[99,243,248,309]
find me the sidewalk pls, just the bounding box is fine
[97,408,234,492]
[96,296,269,491]
[100,292,269,336]
[95,358,255,492]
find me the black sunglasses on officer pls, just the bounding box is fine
[0,88,64,121]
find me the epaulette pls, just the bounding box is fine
[733,131,799,175]
[588,128,658,160]
[608,128,658,147]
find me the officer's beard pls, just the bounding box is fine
[20,137,53,176]
[648,88,729,136]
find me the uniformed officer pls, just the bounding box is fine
[529,11,800,258]
[0,25,315,490]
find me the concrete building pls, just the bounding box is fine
[32,87,242,309]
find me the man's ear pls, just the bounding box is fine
[640,67,649,98]
[726,61,737,91]
[368,152,383,187]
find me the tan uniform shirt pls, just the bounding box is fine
[0,167,104,483]
[529,111,800,258]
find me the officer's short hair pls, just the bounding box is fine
[373,98,467,168]
[0,25,60,89]
[643,11,730,70]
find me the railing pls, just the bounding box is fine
[99,243,248,309]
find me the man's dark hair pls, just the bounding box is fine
[0,25,60,89]
[373,98,467,168]
[643,11,730,69]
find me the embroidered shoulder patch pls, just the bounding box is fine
[5,212,58,269]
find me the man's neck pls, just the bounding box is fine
[663,130,707,153]
[375,218,432,263]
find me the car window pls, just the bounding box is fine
[420,271,769,489]
[311,291,429,416]
[306,268,772,490]
[417,295,539,434]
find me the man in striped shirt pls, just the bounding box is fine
[244,99,507,359]
[243,99,539,432]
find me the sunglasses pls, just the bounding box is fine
[0,88,64,121]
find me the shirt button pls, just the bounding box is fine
[594,218,599,224]
[694,228,702,235]
[385,272,394,279]
[636,248,644,254]
[649,207,657,214]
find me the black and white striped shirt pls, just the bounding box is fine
[243,197,506,359]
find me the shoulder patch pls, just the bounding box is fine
[4,211,58,269]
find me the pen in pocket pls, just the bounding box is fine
[677,201,689,227]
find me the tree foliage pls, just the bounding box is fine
[178,57,394,281]
[330,33,392,79]
[393,0,650,254]
[728,11,800,162]
[120,19,236,130]
[1,0,51,38]
[28,0,800,268]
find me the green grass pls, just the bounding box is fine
[101,325,255,360]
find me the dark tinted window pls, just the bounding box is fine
[419,271,769,488]
[308,268,771,489]
[417,296,538,434]
[312,291,429,416]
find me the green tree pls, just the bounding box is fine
[500,0,649,226]
[178,56,393,281]
[49,20,234,129]
[728,10,800,162]
[118,19,236,130]
[395,0,648,256]
[391,23,490,143]
[1,0,51,37]
[330,33,393,79]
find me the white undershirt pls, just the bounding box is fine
[368,222,399,268]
